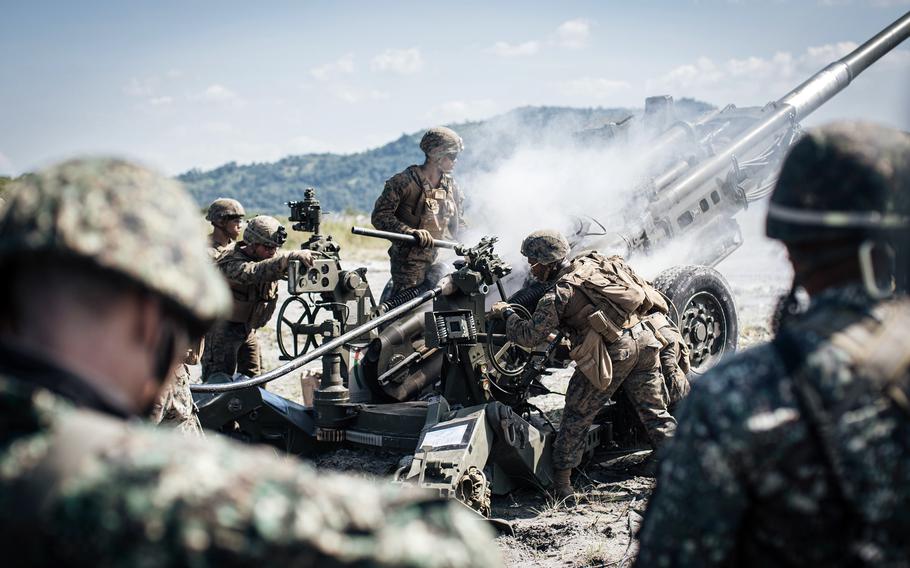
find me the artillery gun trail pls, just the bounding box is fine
[191,12,910,519]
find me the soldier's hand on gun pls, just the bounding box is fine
[490,301,510,319]
[408,229,434,248]
[288,249,315,268]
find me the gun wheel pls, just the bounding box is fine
[484,304,533,377]
[455,466,492,517]
[653,265,738,375]
[276,296,324,360]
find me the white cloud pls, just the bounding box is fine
[190,84,245,107]
[310,54,355,81]
[425,99,498,123]
[148,96,174,106]
[553,18,591,49]
[202,121,233,134]
[371,48,423,74]
[487,40,541,57]
[558,77,632,99]
[646,42,910,101]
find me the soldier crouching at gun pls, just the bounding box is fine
[490,230,679,501]
[371,126,466,302]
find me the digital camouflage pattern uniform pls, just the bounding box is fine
[505,251,675,470]
[636,288,910,567]
[372,127,467,296]
[202,245,289,379]
[637,122,910,567]
[207,233,235,260]
[642,311,691,407]
[0,344,501,568]
[0,157,501,567]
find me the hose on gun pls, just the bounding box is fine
[506,280,551,312]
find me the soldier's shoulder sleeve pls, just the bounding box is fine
[35,411,502,567]
[371,170,413,234]
[506,289,559,347]
[451,178,467,233]
[636,344,791,568]
[219,249,287,284]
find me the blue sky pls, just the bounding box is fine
[1,0,908,176]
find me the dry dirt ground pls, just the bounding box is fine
[192,228,789,567]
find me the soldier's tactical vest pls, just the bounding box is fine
[391,167,459,263]
[560,251,652,343]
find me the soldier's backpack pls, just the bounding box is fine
[563,251,652,342]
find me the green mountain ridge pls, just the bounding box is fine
[179,101,714,215]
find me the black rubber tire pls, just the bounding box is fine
[653,265,738,375]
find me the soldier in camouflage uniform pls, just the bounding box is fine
[149,363,204,436]
[636,122,910,567]
[372,126,467,299]
[206,197,246,259]
[202,215,314,380]
[491,230,675,500]
[0,157,501,567]
[641,309,691,409]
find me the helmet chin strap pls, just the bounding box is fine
[858,240,896,299]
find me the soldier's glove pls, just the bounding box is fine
[408,229,434,248]
[490,301,511,320]
[289,249,315,268]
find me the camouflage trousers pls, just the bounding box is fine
[386,258,447,300]
[150,364,203,437]
[201,321,262,380]
[553,328,676,470]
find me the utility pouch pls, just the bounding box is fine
[569,329,613,391]
[587,310,621,343]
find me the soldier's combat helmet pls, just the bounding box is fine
[0,157,231,326]
[419,126,464,156]
[521,229,571,264]
[243,215,288,248]
[206,198,246,222]
[766,121,910,244]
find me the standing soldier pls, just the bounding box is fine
[491,230,675,500]
[636,122,910,567]
[372,126,467,300]
[205,197,245,259]
[0,156,501,567]
[202,215,313,380]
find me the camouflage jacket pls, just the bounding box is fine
[371,165,466,263]
[0,342,501,568]
[207,234,234,261]
[149,363,203,437]
[636,286,910,567]
[218,245,286,328]
[505,253,648,348]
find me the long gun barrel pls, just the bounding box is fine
[352,226,461,249]
[652,11,910,223]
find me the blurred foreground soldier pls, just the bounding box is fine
[202,215,313,380]
[636,122,910,567]
[206,196,246,259]
[0,157,501,567]
[372,126,467,300]
[491,230,674,500]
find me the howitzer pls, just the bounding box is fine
[191,12,910,517]
[572,11,910,372]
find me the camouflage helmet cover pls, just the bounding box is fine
[766,121,910,243]
[0,157,231,325]
[521,229,571,264]
[419,126,464,156]
[206,197,246,222]
[243,215,288,248]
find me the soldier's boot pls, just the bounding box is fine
[552,468,575,502]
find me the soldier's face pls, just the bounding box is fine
[223,217,243,240]
[528,258,552,281]
[253,243,278,260]
[437,152,458,173]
